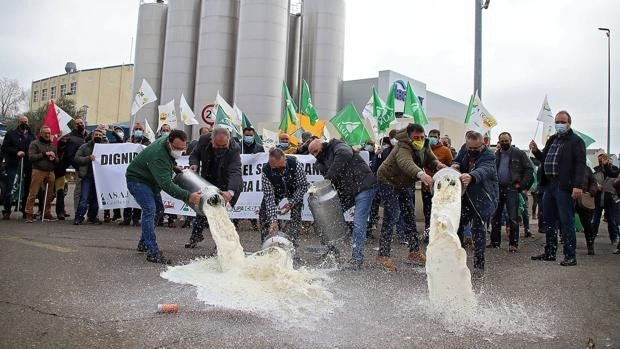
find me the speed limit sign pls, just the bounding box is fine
[201,104,215,126]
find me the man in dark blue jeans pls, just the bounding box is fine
[126,130,202,264]
[73,129,105,225]
[1,115,34,220]
[530,110,586,266]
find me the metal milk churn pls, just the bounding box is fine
[173,169,223,215]
[307,179,348,245]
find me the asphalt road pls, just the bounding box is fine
[0,211,618,348]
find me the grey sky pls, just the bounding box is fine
[1,0,618,151]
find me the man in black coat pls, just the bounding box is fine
[186,126,243,248]
[241,127,265,154]
[309,138,378,269]
[592,153,619,245]
[530,110,586,266]
[1,115,35,219]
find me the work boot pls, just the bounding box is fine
[560,258,577,266]
[531,253,556,261]
[406,251,427,266]
[146,252,171,265]
[43,214,58,222]
[586,241,595,255]
[88,218,103,225]
[376,256,397,271]
[185,234,204,248]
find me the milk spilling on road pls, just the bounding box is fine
[161,204,337,324]
[425,169,476,313]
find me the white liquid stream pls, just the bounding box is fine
[425,170,476,313]
[161,204,336,323]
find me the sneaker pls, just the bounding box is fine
[2,213,10,220]
[146,252,172,265]
[531,253,556,261]
[508,245,518,253]
[376,256,397,271]
[87,218,103,225]
[560,258,577,266]
[406,251,427,266]
[471,268,485,280]
[184,234,204,248]
[43,214,58,222]
[342,259,363,270]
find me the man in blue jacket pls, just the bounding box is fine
[453,131,499,279]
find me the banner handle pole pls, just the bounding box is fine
[532,122,541,142]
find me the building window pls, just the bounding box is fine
[60,84,66,96]
[42,89,48,100]
[70,82,77,95]
[33,91,39,103]
[50,86,57,99]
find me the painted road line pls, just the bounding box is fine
[0,235,78,253]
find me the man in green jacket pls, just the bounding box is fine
[126,129,201,264]
[376,123,444,271]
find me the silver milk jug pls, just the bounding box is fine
[173,169,223,215]
[307,179,348,245]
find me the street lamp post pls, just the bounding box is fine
[474,0,490,98]
[598,27,611,154]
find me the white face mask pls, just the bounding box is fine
[390,138,398,146]
[170,149,183,159]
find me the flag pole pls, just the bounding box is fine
[532,122,541,141]
[16,158,23,220]
[41,177,49,222]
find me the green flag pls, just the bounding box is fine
[375,86,394,132]
[300,80,319,125]
[464,94,475,124]
[573,129,595,148]
[280,81,298,132]
[403,82,428,125]
[329,103,371,146]
[241,112,263,145]
[216,105,241,139]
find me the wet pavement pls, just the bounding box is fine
[1,212,619,348]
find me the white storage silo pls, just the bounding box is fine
[131,1,168,128]
[160,0,201,134]
[285,13,302,103]
[193,0,240,137]
[301,0,346,119]
[233,0,289,129]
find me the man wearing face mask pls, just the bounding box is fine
[120,123,151,226]
[592,153,619,246]
[186,126,243,248]
[129,123,151,146]
[73,129,106,225]
[376,124,444,271]
[126,130,202,264]
[157,124,171,139]
[530,110,586,266]
[64,118,90,213]
[440,134,457,158]
[110,126,127,143]
[452,131,498,279]
[25,126,60,223]
[278,133,298,155]
[420,129,453,241]
[1,116,35,220]
[241,127,265,154]
[489,132,534,252]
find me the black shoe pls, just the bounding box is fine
[146,252,171,265]
[73,218,84,225]
[119,219,131,226]
[560,258,577,266]
[486,243,500,249]
[88,218,103,225]
[57,215,65,221]
[132,220,141,227]
[3,213,10,220]
[531,253,556,261]
[524,231,532,238]
[181,220,191,228]
[342,259,363,270]
[137,244,148,253]
[184,235,204,248]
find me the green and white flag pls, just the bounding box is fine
[464,94,475,124]
[216,105,241,139]
[465,92,497,134]
[573,129,596,148]
[375,86,394,133]
[403,82,428,125]
[300,80,319,125]
[329,103,371,146]
[237,104,263,145]
[280,81,298,132]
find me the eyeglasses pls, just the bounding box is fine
[411,135,425,141]
[134,128,143,131]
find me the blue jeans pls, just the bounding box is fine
[127,181,164,256]
[521,192,530,233]
[542,182,576,260]
[457,200,488,270]
[379,184,419,257]
[592,194,619,242]
[347,186,377,263]
[75,177,98,220]
[491,187,519,247]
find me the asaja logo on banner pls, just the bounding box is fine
[100,191,130,206]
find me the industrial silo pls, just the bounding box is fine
[193,0,240,137]
[160,0,201,134]
[131,1,168,129]
[233,0,289,129]
[285,13,302,103]
[301,0,346,119]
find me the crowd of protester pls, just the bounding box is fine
[1,111,619,272]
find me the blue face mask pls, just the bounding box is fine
[244,135,254,144]
[279,142,289,149]
[555,123,569,134]
[134,130,143,138]
[364,145,374,152]
[429,137,439,146]
[161,131,169,137]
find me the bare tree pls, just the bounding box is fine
[0,77,27,117]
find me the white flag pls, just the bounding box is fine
[261,128,279,150]
[179,94,199,125]
[143,118,156,143]
[131,79,158,115]
[157,99,177,130]
[55,105,73,136]
[361,95,379,139]
[536,95,554,125]
[466,93,497,134]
